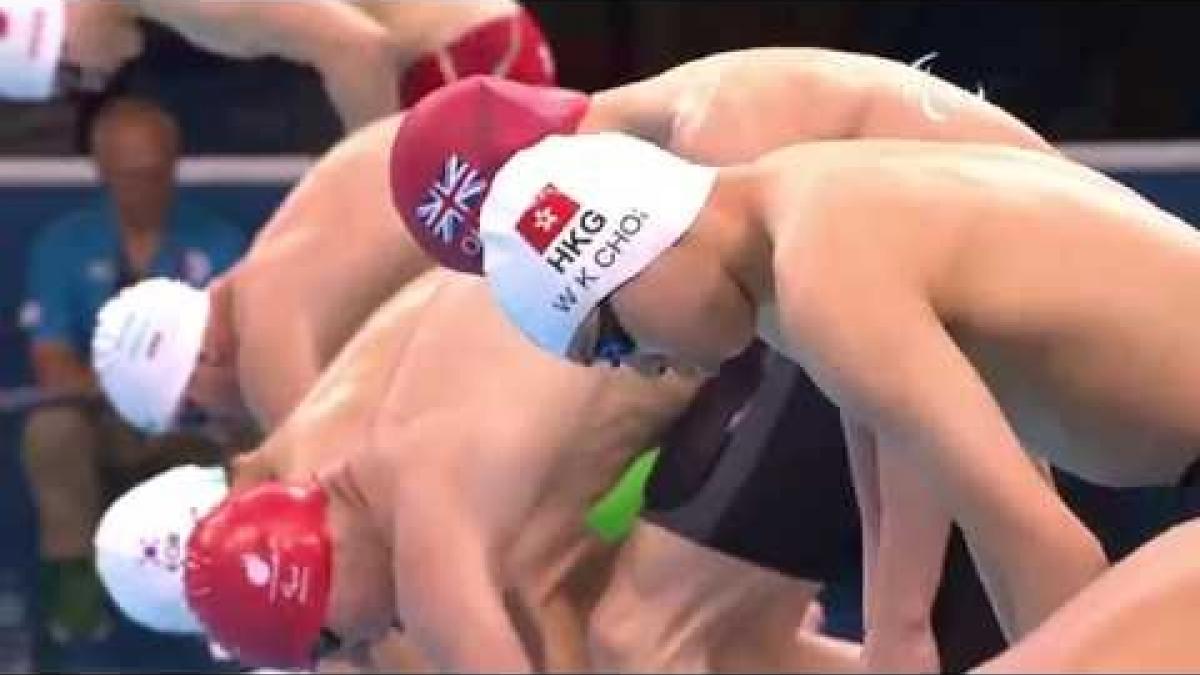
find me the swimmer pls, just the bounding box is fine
[96,268,697,672]
[1,0,556,130]
[476,130,1200,648]
[389,47,1058,672]
[95,45,1060,671]
[84,115,436,671]
[90,116,426,439]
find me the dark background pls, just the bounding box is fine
[2,1,1199,155]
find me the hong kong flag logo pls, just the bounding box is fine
[517,184,580,253]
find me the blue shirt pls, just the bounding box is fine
[20,196,248,357]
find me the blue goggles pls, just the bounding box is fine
[568,301,637,367]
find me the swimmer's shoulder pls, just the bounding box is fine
[323,111,405,170]
[389,266,459,314]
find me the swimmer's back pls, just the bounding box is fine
[754,139,1187,261]
[588,47,1051,165]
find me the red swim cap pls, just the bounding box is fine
[390,74,590,274]
[184,481,331,669]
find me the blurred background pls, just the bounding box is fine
[0,1,1195,672]
[6,0,1200,156]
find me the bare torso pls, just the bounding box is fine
[254,267,694,613]
[353,0,520,65]
[251,270,447,479]
[754,140,1200,486]
[350,273,696,586]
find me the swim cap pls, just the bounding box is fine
[94,464,229,634]
[185,481,332,669]
[92,278,210,434]
[0,0,65,100]
[479,132,717,358]
[390,74,590,274]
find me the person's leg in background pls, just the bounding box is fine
[20,402,113,664]
[23,398,233,667]
[20,401,115,667]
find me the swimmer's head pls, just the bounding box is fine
[93,277,244,435]
[183,476,394,669]
[93,464,229,634]
[479,131,757,374]
[184,480,335,669]
[390,74,590,274]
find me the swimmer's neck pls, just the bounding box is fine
[695,167,775,308]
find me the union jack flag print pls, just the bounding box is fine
[415,155,488,244]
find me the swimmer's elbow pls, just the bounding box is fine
[996,509,1108,641]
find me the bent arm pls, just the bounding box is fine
[783,288,1105,640]
[845,413,946,672]
[234,293,324,431]
[389,482,532,672]
[867,434,952,672]
[976,518,1200,673]
[842,413,880,623]
[132,0,398,129]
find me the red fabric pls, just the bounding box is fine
[399,8,558,108]
[516,184,579,253]
[184,481,331,669]
[389,75,589,273]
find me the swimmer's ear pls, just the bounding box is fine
[226,450,278,493]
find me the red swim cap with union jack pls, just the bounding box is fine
[389,74,590,274]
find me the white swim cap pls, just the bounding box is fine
[92,278,211,433]
[94,464,229,634]
[479,132,717,357]
[0,0,65,100]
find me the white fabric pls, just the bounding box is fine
[94,465,229,634]
[0,0,64,100]
[480,132,717,356]
[92,278,211,433]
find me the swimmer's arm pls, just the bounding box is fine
[233,291,323,430]
[782,289,1105,641]
[844,413,947,671]
[132,0,398,129]
[388,479,533,673]
[863,427,951,672]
